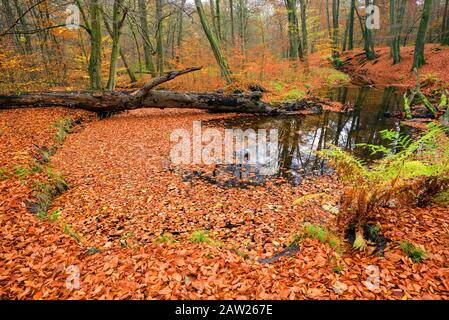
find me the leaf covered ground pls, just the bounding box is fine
[0,108,448,299]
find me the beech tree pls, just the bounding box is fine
[413,0,433,69]
[390,0,407,64]
[285,0,301,61]
[106,0,128,90]
[194,0,233,83]
[137,0,156,77]
[88,0,102,90]
[442,0,449,45]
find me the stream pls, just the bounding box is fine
[183,86,413,187]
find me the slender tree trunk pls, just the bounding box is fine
[342,14,349,51]
[390,0,406,64]
[216,0,222,41]
[348,0,355,50]
[156,0,164,75]
[137,0,156,77]
[331,0,340,58]
[355,1,376,60]
[103,6,136,85]
[176,0,186,58]
[209,0,218,37]
[1,0,22,49]
[238,0,247,56]
[194,0,233,83]
[88,0,102,90]
[230,0,235,46]
[299,0,309,72]
[13,0,33,54]
[106,0,127,90]
[285,0,301,61]
[413,0,433,69]
[442,0,449,45]
[326,0,332,38]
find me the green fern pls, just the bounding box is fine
[319,124,449,229]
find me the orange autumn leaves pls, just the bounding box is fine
[0,107,448,300]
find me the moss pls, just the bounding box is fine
[0,167,8,180]
[54,117,73,143]
[156,232,177,244]
[400,241,426,263]
[433,190,449,207]
[283,88,306,100]
[270,81,285,92]
[189,230,221,246]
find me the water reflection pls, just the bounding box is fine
[195,87,411,186]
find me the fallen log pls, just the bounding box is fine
[0,67,327,115]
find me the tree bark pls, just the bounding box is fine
[331,0,340,59]
[176,0,186,58]
[229,0,235,46]
[355,1,376,60]
[442,0,449,45]
[413,0,433,69]
[137,0,157,77]
[348,0,355,50]
[156,0,164,75]
[106,0,127,90]
[102,7,136,84]
[299,0,309,72]
[390,0,407,64]
[215,0,222,41]
[195,0,233,84]
[285,0,301,61]
[88,0,103,90]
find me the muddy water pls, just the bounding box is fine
[190,87,412,186]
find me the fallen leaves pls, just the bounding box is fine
[0,108,448,300]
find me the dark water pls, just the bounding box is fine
[186,87,412,187]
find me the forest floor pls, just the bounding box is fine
[0,106,448,299]
[340,44,449,91]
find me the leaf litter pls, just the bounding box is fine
[0,107,448,300]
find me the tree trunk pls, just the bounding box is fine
[137,0,157,77]
[88,0,103,90]
[325,0,332,38]
[442,0,449,45]
[102,7,136,84]
[390,0,407,64]
[229,0,235,46]
[413,0,433,69]
[355,1,376,60]
[348,0,355,50]
[194,0,233,84]
[237,0,247,56]
[331,0,340,58]
[106,0,127,90]
[0,67,331,115]
[176,0,186,58]
[299,0,309,72]
[13,0,33,54]
[215,0,222,41]
[1,0,23,49]
[285,0,301,61]
[156,0,164,75]
[209,0,218,38]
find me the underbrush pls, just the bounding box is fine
[320,123,449,246]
